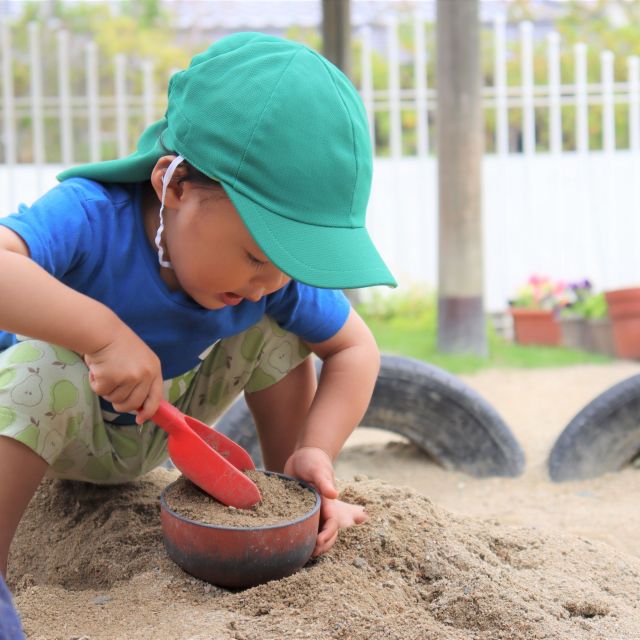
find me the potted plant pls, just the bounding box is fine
[508,276,569,346]
[580,292,614,356]
[559,280,593,350]
[604,287,640,359]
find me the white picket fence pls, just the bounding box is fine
[2,16,640,311]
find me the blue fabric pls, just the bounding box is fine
[0,575,24,640]
[0,178,350,381]
[0,333,16,351]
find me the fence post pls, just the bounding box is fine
[1,18,16,211]
[413,12,428,157]
[520,21,535,155]
[57,31,73,165]
[629,56,640,152]
[28,21,44,194]
[57,29,73,165]
[387,15,402,158]
[575,43,588,154]
[0,18,16,165]
[493,15,508,155]
[360,26,375,147]
[86,40,101,163]
[601,50,615,153]
[547,31,562,154]
[115,53,128,157]
[142,59,155,127]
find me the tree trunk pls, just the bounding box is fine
[321,0,351,78]
[436,0,487,355]
[323,0,361,305]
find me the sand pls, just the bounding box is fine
[164,471,317,527]
[8,361,640,639]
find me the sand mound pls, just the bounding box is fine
[8,472,170,591]
[9,470,640,639]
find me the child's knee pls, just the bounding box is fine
[0,341,92,463]
[181,317,311,423]
[0,340,85,376]
[244,317,311,393]
[0,341,88,414]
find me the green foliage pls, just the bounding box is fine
[121,0,165,29]
[283,26,321,52]
[356,285,436,325]
[559,287,609,320]
[358,288,609,374]
[580,292,609,320]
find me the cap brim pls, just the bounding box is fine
[57,119,168,184]
[56,146,163,184]
[226,188,397,289]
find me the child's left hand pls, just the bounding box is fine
[284,446,369,556]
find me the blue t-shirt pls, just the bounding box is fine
[0,179,349,416]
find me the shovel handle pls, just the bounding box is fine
[150,400,188,436]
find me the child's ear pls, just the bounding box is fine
[149,156,188,206]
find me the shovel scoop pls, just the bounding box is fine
[150,400,261,509]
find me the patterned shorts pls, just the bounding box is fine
[0,316,309,484]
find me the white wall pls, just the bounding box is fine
[369,152,640,310]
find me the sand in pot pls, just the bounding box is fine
[164,471,317,527]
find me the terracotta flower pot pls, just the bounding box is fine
[604,288,640,359]
[510,308,561,346]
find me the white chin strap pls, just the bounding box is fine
[155,154,184,269]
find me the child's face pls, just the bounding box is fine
[161,182,291,310]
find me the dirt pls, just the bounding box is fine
[164,471,317,527]
[8,361,640,640]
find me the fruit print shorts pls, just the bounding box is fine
[0,316,309,484]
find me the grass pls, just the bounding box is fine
[357,291,612,375]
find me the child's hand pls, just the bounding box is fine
[284,446,339,500]
[84,323,163,424]
[284,446,368,556]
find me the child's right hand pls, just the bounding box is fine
[84,323,163,424]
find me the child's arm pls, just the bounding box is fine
[281,306,379,554]
[296,306,380,461]
[0,228,164,421]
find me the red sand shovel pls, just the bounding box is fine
[150,400,261,509]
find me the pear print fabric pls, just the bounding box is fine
[0,317,308,484]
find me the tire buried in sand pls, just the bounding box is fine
[549,372,640,481]
[217,354,525,478]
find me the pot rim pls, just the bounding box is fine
[605,287,640,295]
[509,308,556,316]
[160,469,321,532]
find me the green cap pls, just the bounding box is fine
[58,32,397,289]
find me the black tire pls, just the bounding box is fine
[216,354,525,478]
[549,373,640,482]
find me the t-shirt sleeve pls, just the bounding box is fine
[265,281,351,343]
[0,180,97,278]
